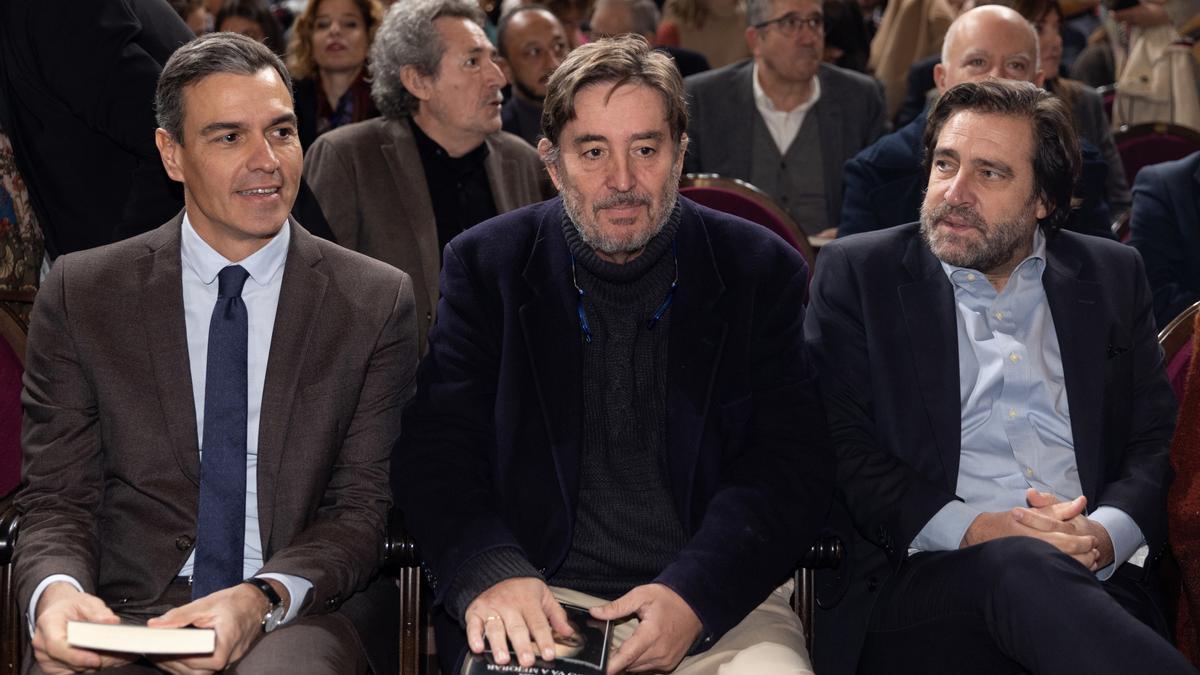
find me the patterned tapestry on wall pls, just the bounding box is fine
[0,129,42,323]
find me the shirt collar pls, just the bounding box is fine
[752,62,821,114]
[180,212,290,289]
[940,226,1047,291]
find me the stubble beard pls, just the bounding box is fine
[918,197,1039,274]
[560,166,681,257]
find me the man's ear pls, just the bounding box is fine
[675,133,689,172]
[537,137,563,190]
[155,128,185,183]
[745,25,759,55]
[933,62,947,92]
[399,65,432,102]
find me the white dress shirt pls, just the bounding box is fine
[752,62,822,155]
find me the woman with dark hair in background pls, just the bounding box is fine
[216,0,288,54]
[287,0,383,148]
[168,0,213,34]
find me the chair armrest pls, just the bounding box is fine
[0,494,19,567]
[798,534,844,570]
[382,506,419,576]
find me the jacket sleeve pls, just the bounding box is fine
[1129,164,1199,328]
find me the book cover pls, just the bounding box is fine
[66,621,216,655]
[463,604,612,675]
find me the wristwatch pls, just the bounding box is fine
[243,577,284,633]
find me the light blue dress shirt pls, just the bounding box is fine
[28,216,311,634]
[911,229,1147,580]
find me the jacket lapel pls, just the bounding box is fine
[724,64,757,179]
[255,221,328,551]
[484,138,520,213]
[1042,239,1104,502]
[139,214,202,484]
[518,204,584,514]
[897,234,961,488]
[816,65,846,228]
[383,118,441,314]
[665,202,728,526]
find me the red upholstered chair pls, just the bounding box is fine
[680,174,818,275]
[1114,122,1200,187]
[1163,301,1200,664]
[0,294,31,675]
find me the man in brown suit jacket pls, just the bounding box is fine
[15,33,417,675]
[304,0,547,354]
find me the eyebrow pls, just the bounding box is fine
[933,147,1014,177]
[570,130,665,146]
[198,113,297,137]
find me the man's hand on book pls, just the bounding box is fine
[465,577,574,668]
[32,582,133,675]
[145,582,272,674]
[591,583,702,674]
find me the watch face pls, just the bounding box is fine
[263,608,283,633]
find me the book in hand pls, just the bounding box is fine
[66,621,216,655]
[463,604,612,674]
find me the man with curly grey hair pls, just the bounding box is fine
[304,0,546,354]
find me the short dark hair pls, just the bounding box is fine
[215,0,287,56]
[922,79,1079,235]
[540,34,687,162]
[156,32,293,144]
[496,4,556,58]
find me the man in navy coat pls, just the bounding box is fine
[1129,151,1200,329]
[807,79,1187,675]
[395,35,832,675]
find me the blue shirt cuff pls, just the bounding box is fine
[256,573,313,624]
[910,500,983,552]
[1089,505,1145,581]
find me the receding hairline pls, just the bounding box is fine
[941,5,1039,66]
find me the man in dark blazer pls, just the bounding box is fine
[806,80,1188,675]
[16,34,416,675]
[683,0,885,237]
[1129,151,1200,329]
[395,36,832,675]
[838,4,1115,241]
[305,0,546,356]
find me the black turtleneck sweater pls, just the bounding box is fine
[443,202,689,620]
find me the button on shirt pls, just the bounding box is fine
[752,62,821,154]
[911,229,1147,579]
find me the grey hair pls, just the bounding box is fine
[155,32,293,144]
[369,0,486,118]
[745,0,772,28]
[940,4,1039,71]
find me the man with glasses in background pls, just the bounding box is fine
[682,0,884,239]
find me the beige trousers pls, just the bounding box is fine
[549,581,814,675]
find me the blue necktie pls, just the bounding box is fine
[193,265,250,599]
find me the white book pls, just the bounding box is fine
[66,621,216,655]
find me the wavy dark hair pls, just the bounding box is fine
[923,79,1080,236]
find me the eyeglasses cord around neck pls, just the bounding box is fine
[569,241,679,344]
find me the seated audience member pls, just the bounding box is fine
[16,33,416,675]
[287,0,384,149]
[684,0,885,236]
[0,0,190,260]
[1130,151,1200,329]
[806,79,1190,675]
[168,0,213,34]
[868,0,954,119]
[396,34,833,675]
[304,0,545,355]
[1018,0,1131,213]
[839,5,1115,239]
[588,0,712,76]
[217,0,288,54]
[497,6,569,146]
[657,0,752,67]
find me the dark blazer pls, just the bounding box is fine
[838,114,1117,240]
[0,0,191,258]
[1129,151,1200,329]
[804,223,1176,674]
[15,214,418,673]
[304,116,547,355]
[659,45,710,78]
[683,59,886,230]
[395,196,834,668]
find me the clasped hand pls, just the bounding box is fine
[464,578,702,674]
[962,487,1114,571]
[33,581,275,675]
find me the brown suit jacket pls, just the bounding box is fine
[303,116,547,354]
[15,214,417,672]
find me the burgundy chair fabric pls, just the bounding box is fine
[0,336,19,498]
[1117,131,1200,187]
[680,186,808,255]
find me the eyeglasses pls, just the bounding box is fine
[754,12,826,34]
